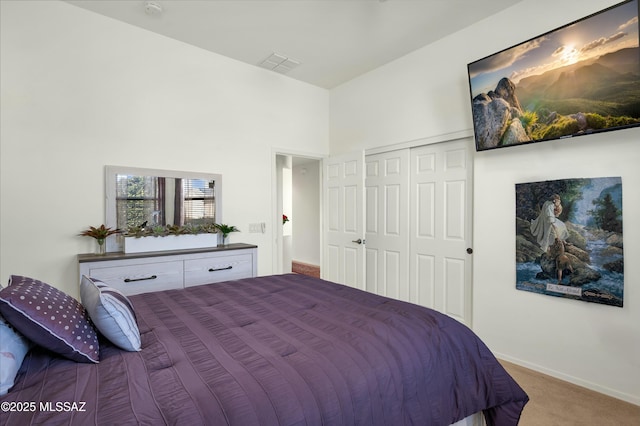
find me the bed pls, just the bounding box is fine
[0,273,528,425]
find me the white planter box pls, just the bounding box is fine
[124,234,218,253]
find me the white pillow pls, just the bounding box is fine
[1,314,31,395]
[80,276,141,352]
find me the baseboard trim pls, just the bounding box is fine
[496,353,639,406]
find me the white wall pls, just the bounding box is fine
[292,160,321,266]
[330,0,639,405]
[0,1,329,297]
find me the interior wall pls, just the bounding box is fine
[474,128,639,404]
[0,1,329,297]
[329,0,639,405]
[292,160,321,266]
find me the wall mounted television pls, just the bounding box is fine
[467,0,640,151]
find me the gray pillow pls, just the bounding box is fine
[0,275,99,363]
[80,276,141,352]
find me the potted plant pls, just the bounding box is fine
[122,223,219,253]
[215,223,239,245]
[79,224,121,255]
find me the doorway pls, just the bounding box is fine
[274,154,322,277]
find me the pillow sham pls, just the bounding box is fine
[0,314,31,395]
[0,275,99,363]
[80,276,141,352]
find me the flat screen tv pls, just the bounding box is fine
[467,0,640,151]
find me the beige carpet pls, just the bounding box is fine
[500,360,639,426]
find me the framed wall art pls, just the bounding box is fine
[515,177,623,307]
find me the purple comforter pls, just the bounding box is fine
[1,274,527,425]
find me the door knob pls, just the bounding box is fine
[466,248,473,254]
[352,238,363,244]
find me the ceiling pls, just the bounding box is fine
[64,0,522,89]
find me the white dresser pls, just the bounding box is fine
[78,243,257,296]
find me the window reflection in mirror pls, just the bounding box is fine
[115,175,216,229]
[105,166,222,252]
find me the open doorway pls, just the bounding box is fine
[275,154,321,278]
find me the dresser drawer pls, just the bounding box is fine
[85,260,184,295]
[79,244,257,295]
[184,253,253,287]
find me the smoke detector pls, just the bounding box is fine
[144,1,163,15]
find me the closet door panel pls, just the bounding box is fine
[323,152,365,289]
[410,140,473,326]
[416,182,435,238]
[364,139,472,326]
[415,254,435,309]
[365,150,410,301]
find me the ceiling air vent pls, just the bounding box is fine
[258,53,301,74]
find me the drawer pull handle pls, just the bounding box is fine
[124,275,158,283]
[209,266,233,272]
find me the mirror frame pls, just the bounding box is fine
[105,165,222,253]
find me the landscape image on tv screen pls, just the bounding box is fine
[468,0,640,151]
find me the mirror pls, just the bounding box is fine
[105,166,222,252]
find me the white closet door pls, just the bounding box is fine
[365,150,410,301]
[322,151,365,290]
[410,140,473,326]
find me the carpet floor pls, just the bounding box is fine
[500,360,639,426]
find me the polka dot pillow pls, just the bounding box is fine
[0,275,99,363]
